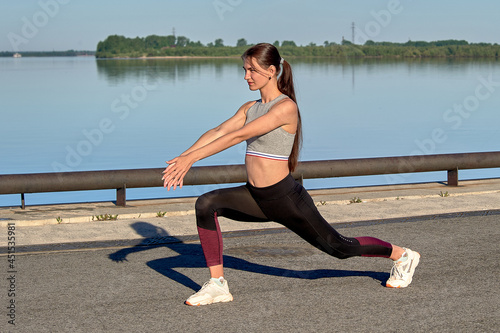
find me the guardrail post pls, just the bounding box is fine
[21,193,25,210]
[116,184,126,206]
[447,168,458,186]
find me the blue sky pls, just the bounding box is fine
[1,0,500,51]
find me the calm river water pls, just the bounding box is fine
[1,56,499,206]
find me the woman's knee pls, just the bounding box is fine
[195,192,211,213]
[195,192,218,230]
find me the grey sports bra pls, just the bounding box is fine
[245,94,296,161]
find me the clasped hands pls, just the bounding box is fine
[162,154,194,191]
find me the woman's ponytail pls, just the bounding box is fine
[278,60,302,172]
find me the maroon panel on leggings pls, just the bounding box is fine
[355,237,392,258]
[197,212,224,266]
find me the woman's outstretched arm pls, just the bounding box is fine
[162,101,253,190]
[162,99,297,191]
[178,101,255,157]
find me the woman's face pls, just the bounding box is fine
[243,57,272,91]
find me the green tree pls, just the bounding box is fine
[214,38,224,47]
[188,40,204,47]
[97,35,131,54]
[144,35,176,49]
[176,36,189,47]
[236,38,248,47]
[281,40,296,47]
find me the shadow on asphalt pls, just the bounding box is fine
[108,222,389,291]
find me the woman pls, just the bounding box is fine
[162,43,420,306]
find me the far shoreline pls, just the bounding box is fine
[96,55,242,60]
[95,54,500,60]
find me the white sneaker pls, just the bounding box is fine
[185,278,233,306]
[386,248,420,288]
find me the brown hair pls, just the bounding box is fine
[241,43,302,172]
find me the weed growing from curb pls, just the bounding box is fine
[349,197,363,204]
[92,214,118,221]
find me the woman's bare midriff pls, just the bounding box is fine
[245,155,290,187]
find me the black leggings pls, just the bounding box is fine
[195,173,393,267]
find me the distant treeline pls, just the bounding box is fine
[95,34,500,59]
[0,50,95,57]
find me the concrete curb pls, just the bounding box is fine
[2,210,197,227]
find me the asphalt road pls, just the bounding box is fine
[2,212,499,332]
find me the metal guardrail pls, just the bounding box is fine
[1,152,499,209]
